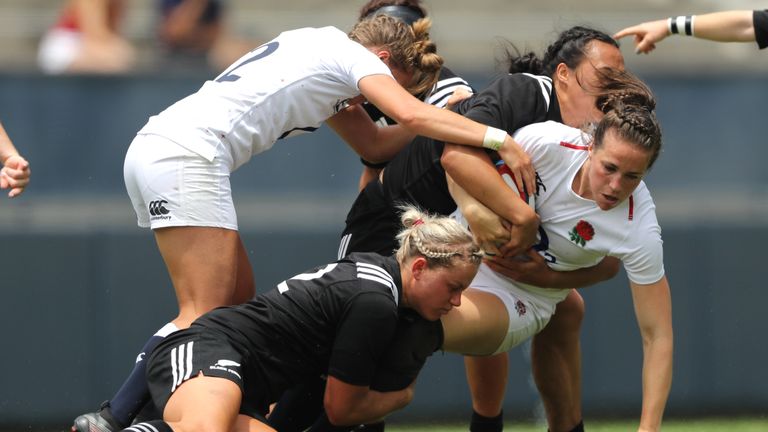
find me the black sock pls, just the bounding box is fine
[548,419,585,432]
[469,410,503,432]
[122,420,173,432]
[109,323,178,426]
[569,420,584,432]
[133,400,163,423]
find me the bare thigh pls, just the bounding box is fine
[164,373,242,432]
[441,288,509,355]
[155,226,243,327]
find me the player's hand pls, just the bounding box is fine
[462,203,510,257]
[444,88,472,110]
[0,154,31,198]
[497,136,535,198]
[485,249,552,286]
[498,214,538,258]
[614,19,670,54]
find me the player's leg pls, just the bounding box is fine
[234,414,278,432]
[162,373,242,432]
[465,353,508,432]
[75,137,253,430]
[441,288,508,432]
[530,290,584,432]
[441,288,509,355]
[443,262,562,432]
[74,227,246,430]
[157,226,243,327]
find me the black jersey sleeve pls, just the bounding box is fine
[327,291,399,386]
[755,10,768,49]
[457,73,555,135]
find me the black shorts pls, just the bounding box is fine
[146,327,270,418]
[339,179,401,258]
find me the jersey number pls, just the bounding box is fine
[534,226,557,264]
[277,263,338,293]
[215,41,280,83]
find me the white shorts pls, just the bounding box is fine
[37,28,82,74]
[470,263,566,354]
[123,133,238,230]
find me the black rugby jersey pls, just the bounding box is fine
[192,252,403,400]
[381,73,563,215]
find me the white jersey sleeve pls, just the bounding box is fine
[138,26,393,170]
[608,186,665,285]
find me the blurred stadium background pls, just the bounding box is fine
[1,0,767,429]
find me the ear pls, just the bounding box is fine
[376,50,391,64]
[410,256,428,280]
[555,62,571,83]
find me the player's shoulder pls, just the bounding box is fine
[515,121,587,148]
[499,72,553,93]
[342,252,400,296]
[629,181,657,219]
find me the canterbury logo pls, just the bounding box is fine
[148,200,170,216]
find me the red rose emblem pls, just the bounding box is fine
[575,220,594,241]
[569,220,595,246]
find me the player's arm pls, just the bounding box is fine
[326,103,415,164]
[356,74,535,194]
[323,376,414,426]
[442,144,538,253]
[485,250,621,288]
[322,290,411,426]
[0,122,30,198]
[630,276,673,432]
[447,174,516,257]
[614,10,756,54]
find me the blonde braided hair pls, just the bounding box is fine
[395,205,483,268]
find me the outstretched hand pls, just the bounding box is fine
[614,19,670,54]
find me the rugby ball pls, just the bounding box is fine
[496,162,535,209]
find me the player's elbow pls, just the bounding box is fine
[440,144,463,174]
[323,400,354,427]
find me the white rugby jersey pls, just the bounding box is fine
[139,26,393,170]
[471,121,665,303]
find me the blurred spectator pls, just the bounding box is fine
[156,0,255,72]
[37,0,136,74]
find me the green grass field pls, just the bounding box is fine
[387,418,768,431]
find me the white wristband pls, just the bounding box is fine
[669,15,694,36]
[482,126,507,151]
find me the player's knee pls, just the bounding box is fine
[554,291,585,329]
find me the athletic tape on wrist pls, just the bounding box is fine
[482,126,507,151]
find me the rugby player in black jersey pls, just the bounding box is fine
[123,207,481,432]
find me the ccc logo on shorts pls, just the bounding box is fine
[149,200,170,216]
